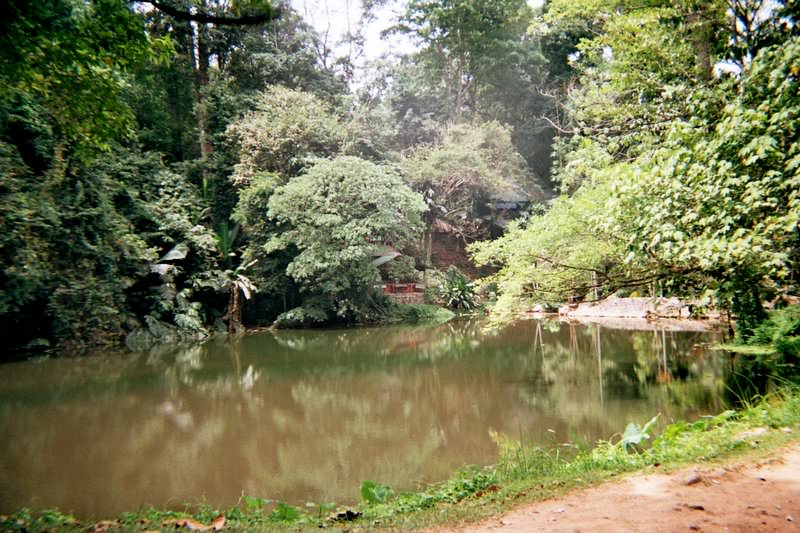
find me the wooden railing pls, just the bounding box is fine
[383,283,424,294]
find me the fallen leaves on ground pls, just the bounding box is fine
[163,514,226,531]
[92,520,119,532]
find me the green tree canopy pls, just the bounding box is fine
[1,0,169,155]
[401,121,534,244]
[393,0,542,120]
[473,2,800,336]
[613,37,800,334]
[227,86,346,184]
[237,156,426,326]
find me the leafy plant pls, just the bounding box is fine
[387,303,455,324]
[360,480,394,505]
[267,502,303,523]
[214,221,240,268]
[260,156,426,325]
[439,266,477,310]
[619,414,660,451]
[750,305,800,354]
[742,305,800,382]
[226,86,346,184]
[242,495,271,512]
[387,256,419,283]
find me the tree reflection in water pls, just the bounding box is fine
[0,319,729,517]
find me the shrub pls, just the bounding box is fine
[439,266,477,310]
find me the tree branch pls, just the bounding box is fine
[524,253,605,274]
[539,114,577,135]
[137,0,277,26]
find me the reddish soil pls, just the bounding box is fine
[437,446,800,532]
[430,233,479,278]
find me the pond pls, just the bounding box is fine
[0,319,731,517]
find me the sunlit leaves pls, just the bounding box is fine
[618,36,800,310]
[471,171,626,311]
[360,480,394,505]
[402,121,534,241]
[477,16,800,325]
[227,86,345,185]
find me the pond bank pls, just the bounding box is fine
[557,296,722,320]
[432,444,800,533]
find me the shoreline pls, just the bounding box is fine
[4,389,798,532]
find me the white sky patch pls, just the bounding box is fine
[714,59,742,77]
[291,0,546,63]
[291,0,413,62]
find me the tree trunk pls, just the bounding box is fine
[687,9,712,82]
[193,4,213,196]
[226,286,244,333]
[425,229,434,268]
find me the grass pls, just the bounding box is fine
[713,342,775,355]
[4,388,800,532]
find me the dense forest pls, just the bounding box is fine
[1,0,799,353]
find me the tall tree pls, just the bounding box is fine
[387,0,554,190]
[401,121,533,265]
[473,0,800,335]
[235,157,426,327]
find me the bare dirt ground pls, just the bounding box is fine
[436,446,800,533]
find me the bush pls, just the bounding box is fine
[386,256,419,283]
[439,266,477,310]
[745,304,800,382]
[750,305,800,353]
[239,156,426,326]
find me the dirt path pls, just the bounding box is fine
[437,446,800,532]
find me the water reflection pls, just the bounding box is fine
[0,319,728,517]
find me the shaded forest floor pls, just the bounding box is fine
[432,445,800,533]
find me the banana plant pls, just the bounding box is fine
[222,260,257,333]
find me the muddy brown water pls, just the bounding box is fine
[0,319,731,517]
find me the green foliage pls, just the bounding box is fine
[402,121,533,242]
[359,466,498,518]
[470,174,625,317]
[227,86,345,184]
[224,7,344,99]
[386,256,418,283]
[619,414,660,451]
[0,508,77,532]
[267,502,303,523]
[360,480,394,505]
[745,305,800,380]
[0,143,218,349]
[476,7,800,330]
[214,221,240,267]
[403,122,530,196]
[386,304,455,325]
[242,495,271,512]
[232,173,299,323]
[373,0,555,187]
[0,0,169,155]
[438,267,477,310]
[238,157,426,326]
[615,37,800,328]
[393,0,545,121]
